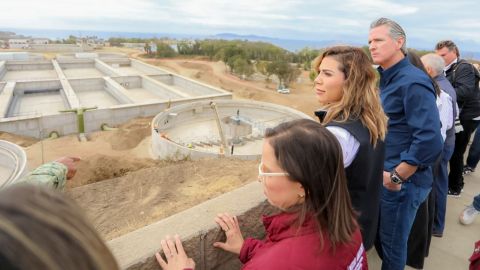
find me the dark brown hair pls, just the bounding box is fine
[265,119,357,249]
[0,184,119,270]
[435,40,460,57]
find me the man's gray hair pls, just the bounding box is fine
[370,17,407,55]
[421,53,446,77]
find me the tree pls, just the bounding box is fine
[156,43,177,58]
[231,57,254,79]
[267,60,301,87]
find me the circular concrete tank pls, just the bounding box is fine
[0,140,28,189]
[151,100,313,160]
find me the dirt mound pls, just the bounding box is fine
[68,158,258,240]
[0,132,39,147]
[179,61,213,72]
[108,117,152,151]
[68,154,165,188]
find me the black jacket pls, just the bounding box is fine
[325,120,385,250]
[445,59,480,120]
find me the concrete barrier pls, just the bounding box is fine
[0,82,14,118]
[151,100,313,160]
[0,140,28,189]
[83,94,232,133]
[95,59,122,77]
[108,181,274,270]
[0,113,77,138]
[130,59,169,75]
[104,77,134,104]
[0,61,6,79]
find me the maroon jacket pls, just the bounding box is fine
[239,211,367,270]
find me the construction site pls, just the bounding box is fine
[0,50,478,270]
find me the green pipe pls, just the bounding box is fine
[60,106,97,133]
[47,131,59,139]
[101,123,118,131]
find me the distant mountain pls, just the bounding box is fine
[213,33,480,60]
[212,33,364,52]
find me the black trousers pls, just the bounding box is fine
[448,119,480,192]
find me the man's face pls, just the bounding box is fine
[368,25,403,68]
[435,47,457,66]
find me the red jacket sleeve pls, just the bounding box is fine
[238,237,265,264]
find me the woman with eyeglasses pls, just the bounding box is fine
[313,46,387,251]
[157,119,367,270]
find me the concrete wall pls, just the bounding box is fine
[69,78,104,91]
[108,181,273,270]
[13,80,62,94]
[111,76,142,89]
[6,60,54,71]
[103,77,134,104]
[0,52,44,61]
[94,59,122,77]
[0,140,28,189]
[83,95,232,134]
[149,74,173,85]
[100,58,131,67]
[151,100,311,161]
[0,112,77,138]
[142,76,187,99]
[58,59,96,69]
[30,44,94,52]
[130,59,168,75]
[0,61,6,79]
[0,82,14,118]
[172,75,228,96]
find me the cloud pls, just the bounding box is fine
[0,0,478,46]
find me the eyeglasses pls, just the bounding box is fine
[258,162,289,183]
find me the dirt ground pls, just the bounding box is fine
[128,55,320,117]
[1,49,319,240]
[69,158,257,240]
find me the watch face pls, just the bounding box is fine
[391,174,402,184]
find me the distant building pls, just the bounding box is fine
[121,43,146,49]
[31,38,49,45]
[149,42,157,53]
[8,39,30,49]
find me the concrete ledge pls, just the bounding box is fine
[108,181,274,270]
[52,59,81,108]
[0,61,6,80]
[0,82,15,118]
[104,77,134,104]
[141,75,190,99]
[131,59,168,75]
[95,59,122,77]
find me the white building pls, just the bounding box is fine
[8,39,30,49]
[31,38,49,45]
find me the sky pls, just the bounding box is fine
[1,0,480,50]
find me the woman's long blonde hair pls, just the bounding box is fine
[314,46,388,146]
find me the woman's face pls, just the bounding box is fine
[314,56,346,104]
[259,140,304,210]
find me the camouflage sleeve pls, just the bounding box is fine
[22,162,68,190]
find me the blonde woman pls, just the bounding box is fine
[313,46,388,250]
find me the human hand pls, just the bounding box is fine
[383,171,401,191]
[213,213,244,255]
[55,156,81,180]
[156,235,195,270]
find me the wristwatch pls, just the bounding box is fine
[390,169,406,185]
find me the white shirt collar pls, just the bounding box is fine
[444,58,458,72]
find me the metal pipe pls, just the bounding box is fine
[209,102,227,156]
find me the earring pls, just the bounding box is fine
[298,194,305,198]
